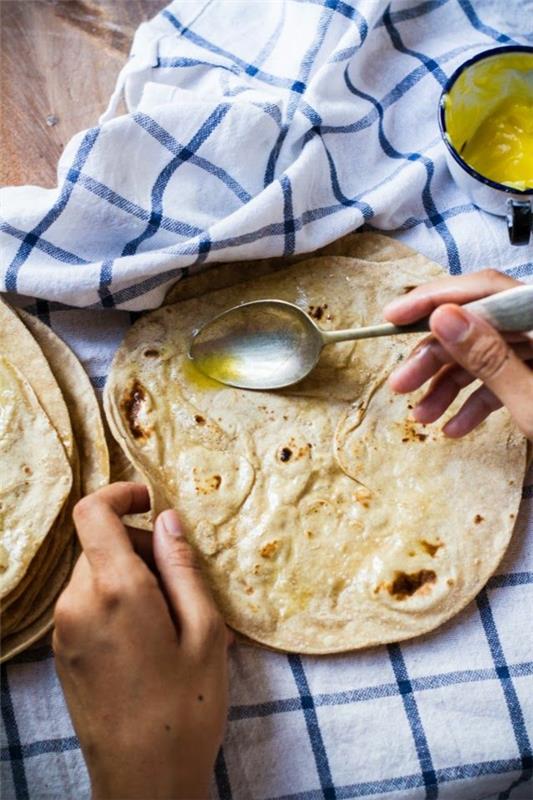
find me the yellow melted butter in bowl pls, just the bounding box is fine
[462,97,533,191]
[444,51,533,191]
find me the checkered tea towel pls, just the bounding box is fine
[1,1,532,799]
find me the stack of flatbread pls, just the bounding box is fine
[105,234,527,654]
[0,298,109,661]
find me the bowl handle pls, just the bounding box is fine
[506,199,531,246]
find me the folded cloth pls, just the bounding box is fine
[1,2,532,800]
[1,0,533,310]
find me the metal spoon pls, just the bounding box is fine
[189,285,533,390]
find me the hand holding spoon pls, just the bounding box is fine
[189,285,533,390]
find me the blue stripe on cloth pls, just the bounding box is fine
[281,176,297,256]
[229,660,533,721]
[157,56,240,74]
[388,644,438,799]
[75,173,203,238]
[252,1,287,70]
[504,263,533,280]
[0,736,79,761]
[4,127,99,292]
[0,222,89,266]
[330,45,361,62]
[288,655,337,800]
[215,748,232,800]
[90,375,107,390]
[265,758,526,800]
[123,104,232,259]
[296,0,368,26]
[87,264,187,309]
[383,5,448,88]
[161,9,304,93]
[476,590,533,799]
[487,572,533,589]
[98,259,115,307]
[343,66,461,274]
[133,112,251,203]
[320,42,482,135]
[376,0,451,27]
[1,665,29,800]
[366,202,476,234]
[319,135,374,221]
[264,2,334,186]
[457,0,518,45]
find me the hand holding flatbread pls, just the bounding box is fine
[54,482,229,800]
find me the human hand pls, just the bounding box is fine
[53,482,230,800]
[384,269,533,440]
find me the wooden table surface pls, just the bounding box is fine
[1,0,164,188]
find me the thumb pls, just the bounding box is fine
[430,304,533,439]
[153,509,222,645]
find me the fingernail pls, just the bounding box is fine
[159,509,183,538]
[432,307,470,343]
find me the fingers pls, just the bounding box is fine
[413,363,475,424]
[442,385,502,438]
[430,305,533,439]
[152,509,224,648]
[389,337,450,393]
[72,483,150,570]
[384,269,518,325]
[390,336,532,395]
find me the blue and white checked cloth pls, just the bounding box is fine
[1,1,533,798]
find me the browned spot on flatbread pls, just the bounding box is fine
[389,569,437,600]
[401,418,428,443]
[279,447,292,462]
[355,487,372,508]
[308,303,328,321]
[420,540,442,557]
[474,514,484,524]
[192,470,222,494]
[120,380,150,440]
[260,540,279,558]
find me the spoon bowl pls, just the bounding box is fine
[190,300,324,389]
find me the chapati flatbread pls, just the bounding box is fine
[0,539,78,663]
[1,305,109,659]
[0,356,72,599]
[17,310,109,495]
[105,235,526,653]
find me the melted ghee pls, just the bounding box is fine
[182,354,241,389]
[462,97,533,190]
[444,52,533,191]
[182,357,222,390]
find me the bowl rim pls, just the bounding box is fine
[438,44,533,196]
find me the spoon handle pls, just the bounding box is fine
[322,284,533,343]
